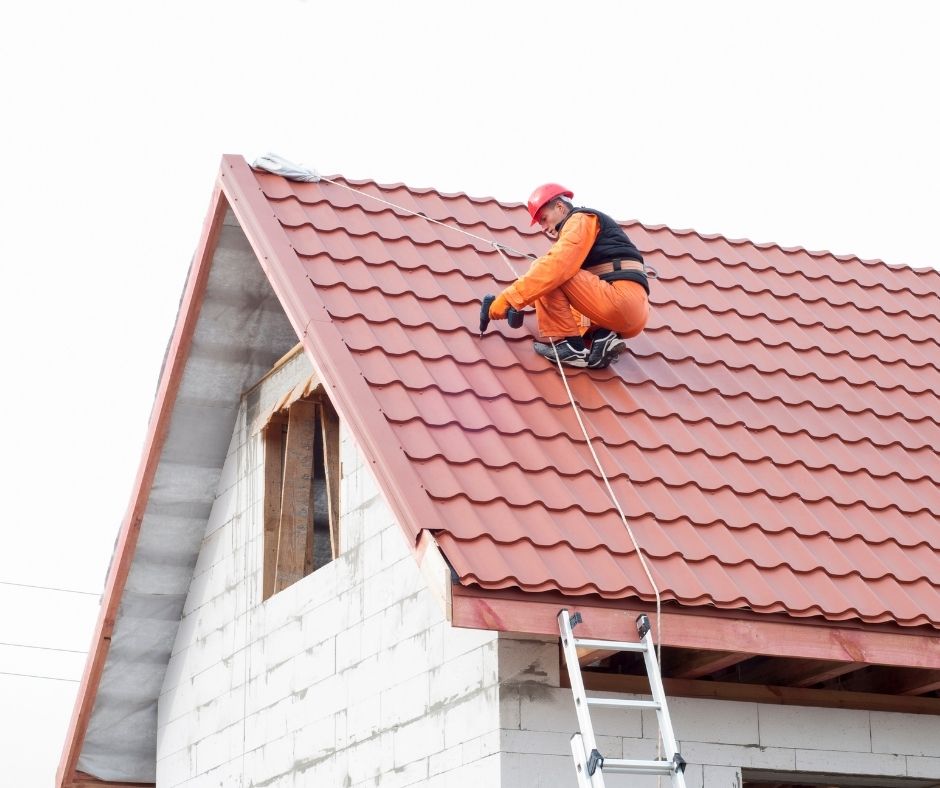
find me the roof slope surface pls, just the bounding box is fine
[243,159,940,630]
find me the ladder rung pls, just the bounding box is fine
[586,696,660,710]
[601,758,677,775]
[573,637,646,652]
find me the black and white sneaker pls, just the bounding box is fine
[532,339,589,367]
[587,329,627,368]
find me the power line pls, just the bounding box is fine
[0,641,86,655]
[0,670,79,683]
[0,579,99,597]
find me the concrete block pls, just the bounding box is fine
[907,755,940,778]
[499,687,522,730]
[204,480,238,537]
[871,710,940,757]
[293,638,336,690]
[548,689,643,739]
[255,732,296,780]
[680,741,795,770]
[156,713,193,760]
[264,617,304,665]
[393,713,446,766]
[354,755,427,788]
[425,753,501,788]
[192,722,245,774]
[460,729,502,764]
[758,704,871,752]
[502,751,595,788]
[335,622,363,672]
[497,636,560,687]
[430,646,484,705]
[343,653,385,706]
[795,747,906,776]
[344,732,384,786]
[299,596,342,647]
[622,735,660,760]
[381,671,430,727]
[155,742,193,786]
[662,697,758,746]
[501,728,621,759]
[518,685,580,733]
[703,764,741,787]
[384,626,438,684]
[244,697,290,751]
[359,610,382,661]
[428,742,462,776]
[381,520,412,563]
[443,622,498,661]
[442,686,500,748]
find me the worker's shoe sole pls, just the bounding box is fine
[533,339,589,368]
[587,331,627,368]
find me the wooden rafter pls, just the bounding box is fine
[666,649,751,679]
[735,658,867,688]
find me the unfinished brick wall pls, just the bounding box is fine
[496,636,940,786]
[154,355,504,787]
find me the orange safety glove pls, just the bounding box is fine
[488,292,512,320]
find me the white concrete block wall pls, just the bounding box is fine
[155,371,503,786]
[498,637,940,785]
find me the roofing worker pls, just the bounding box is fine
[488,184,650,368]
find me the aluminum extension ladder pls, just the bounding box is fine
[558,609,687,787]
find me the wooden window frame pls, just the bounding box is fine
[261,391,340,600]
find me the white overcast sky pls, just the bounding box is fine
[1,1,938,785]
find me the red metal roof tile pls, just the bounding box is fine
[226,157,940,631]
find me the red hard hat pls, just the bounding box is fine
[527,183,574,225]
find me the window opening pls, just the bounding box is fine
[261,392,340,600]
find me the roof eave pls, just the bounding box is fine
[450,585,940,670]
[56,177,229,788]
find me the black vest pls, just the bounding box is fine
[558,207,649,293]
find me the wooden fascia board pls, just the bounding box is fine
[451,588,940,670]
[218,155,445,549]
[56,182,229,788]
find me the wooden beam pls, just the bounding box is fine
[450,589,940,670]
[274,399,317,593]
[864,667,940,696]
[574,672,940,716]
[666,649,751,679]
[70,773,154,788]
[735,658,867,688]
[320,396,341,558]
[576,646,621,666]
[262,415,286,600]
[898,670,940,696]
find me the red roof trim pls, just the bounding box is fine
[451,586,940,669]
[56,183,229,787]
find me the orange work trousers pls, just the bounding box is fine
[533,271,649,339]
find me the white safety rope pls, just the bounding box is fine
[490,245,664,664]
[318,175,535,260]
[316,174,665,655]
